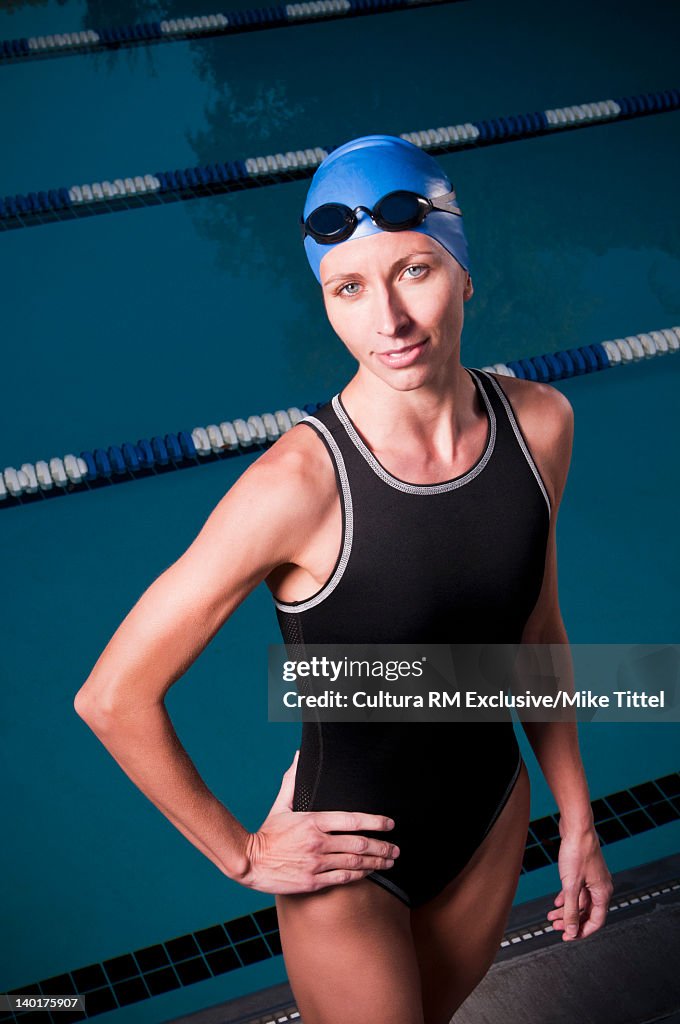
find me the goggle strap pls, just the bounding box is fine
[427,189,462,216]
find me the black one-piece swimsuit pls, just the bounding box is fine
[273,367,551,909]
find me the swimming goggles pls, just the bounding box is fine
[300,189,462,244]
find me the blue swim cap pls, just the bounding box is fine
[302,134,470,284]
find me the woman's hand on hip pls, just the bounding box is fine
[240,751,400,895]
[547,826,614,941]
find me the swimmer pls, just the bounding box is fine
[75,134,614,1024]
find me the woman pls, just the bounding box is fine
[75,135,613,1024]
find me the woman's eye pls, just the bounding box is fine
[336,266,426,296]
[405,264,427,278]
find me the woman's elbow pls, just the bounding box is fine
[521,613,568,645]
[73,677,126,729]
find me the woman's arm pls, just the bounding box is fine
[506,378,614,940]
[74,430,399,892]
[74,437,314,879]
[518,391,593,836]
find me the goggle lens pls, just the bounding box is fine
[374,191,423,229]
[306,203,354,241]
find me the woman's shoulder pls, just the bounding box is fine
[483,370,574,505]
[241,418,339,511]
[483,369,573,436]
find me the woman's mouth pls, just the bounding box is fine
[377,338,429,368]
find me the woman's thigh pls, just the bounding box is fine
[276,876,425,1024]
[410,759,531,1024]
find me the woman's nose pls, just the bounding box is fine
[374,287,410,337]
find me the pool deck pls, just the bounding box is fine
[167,852,680,1024]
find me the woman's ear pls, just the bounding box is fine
[464,273,474,300]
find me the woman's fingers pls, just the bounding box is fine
[246,797,401,896]
[318,852,396,873]
[302,809,401,880]
[578,894,609,938]
[578,877,613,937]
[553,833,614,941]
[546,888,566,922]
[314,809,396,835]
[242,803,400,896]
[311,811,400,869]
[323,830,400,860]
[548,881,611,940]
[563,885,583,938]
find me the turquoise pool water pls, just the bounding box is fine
[1,0,679,1020]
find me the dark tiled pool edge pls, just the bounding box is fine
[168,854,680,1024]
[3,770,679,1023]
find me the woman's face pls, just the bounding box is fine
[319,230,473,391]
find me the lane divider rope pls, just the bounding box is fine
[0,0,466,64]
[1,88,677,231]
[1,326,677,507]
